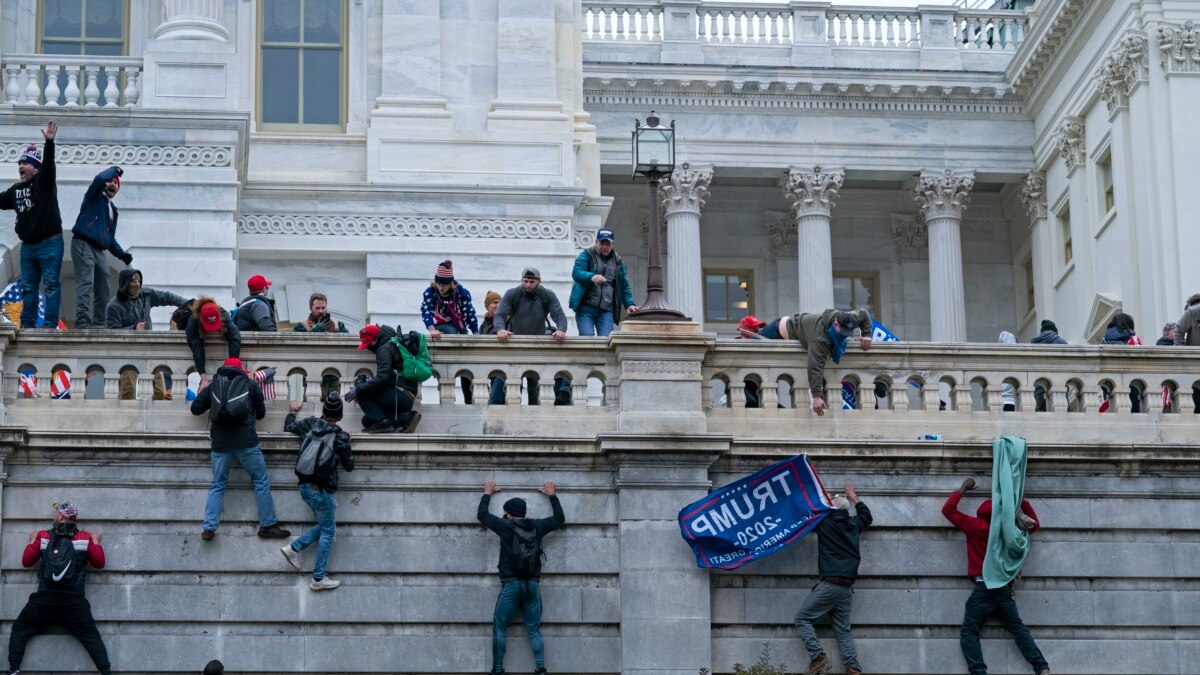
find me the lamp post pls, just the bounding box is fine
[627,112,690,322]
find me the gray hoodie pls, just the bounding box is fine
[104,268,187,330]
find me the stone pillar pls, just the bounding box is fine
[660,164,712,323]
[661,0,703,63]
[915,169,975,342]
[489,0,569,130]
[790,1,834,67]
[154,0,228,40]
[785,166,844,314]
[140,0,237,109]
[370,0,452,125]
[602,434,729,675]
[1022,171,1050,321]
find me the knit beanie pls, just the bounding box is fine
[485,290,501,308]
[18,145,42,171]
[1040,319,1058,333]
[503,498,527,518]
[322,391,344,421]
[435,260,454,283]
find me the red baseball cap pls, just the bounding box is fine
[737,315,767,336]
[199,303,222,332]
[357,324,380,350]
[223,357,243,371]
[247,274,272,293]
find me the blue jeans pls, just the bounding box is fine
[203,444,279,531]
[291,483,336,580]
[488,376,571,405]
[19,236,63,328]
[492,579,544,672]
[576,304,615,337]
[960,582,1048,675]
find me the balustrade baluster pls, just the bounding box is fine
[42,65,61,106]
[83,66,101,107]
[22,65,41,105]
[102,66,120,107]
[124,67,141,106]
[884,14,897,47]
[5,65,22,104]
[64,68,81,106]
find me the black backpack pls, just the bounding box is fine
[295,427,337,482]
[170,299,196,330]
[40,530,83,589]
[508,523,544,579]
[209,374,253,424]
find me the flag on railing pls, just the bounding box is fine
[19,370,37,398]
[0,281,65,328]
[678,454,833,570]
[252,367,277,402]
[50,369,71,399]
[842,380,857,410]
[872,320,900,342]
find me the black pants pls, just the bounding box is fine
[960,582,1047,675]
[358,386,415,428]
[8,591,112,674]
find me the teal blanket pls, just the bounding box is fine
[983,435,1031,589]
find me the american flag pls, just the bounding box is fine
[253,367,277,402]
[19,370,37,398]
[0,281,57,327]
[50,369,71,399]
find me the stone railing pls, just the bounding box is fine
[0,54,142,108]
[695,3,794,44]
[953,9,1026,51]
[583,2,663,41]
[827,8,922,48]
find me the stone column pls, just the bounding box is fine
[1022,171,1050,320]
[489,0,569,129]
[915,169,975,342]
[141,0,236,108]
[371,0,452,124]
[660,164,713,323]
[154,0,228,40]
[785,166,844,314]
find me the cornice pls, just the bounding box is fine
[1007,0,1101,109]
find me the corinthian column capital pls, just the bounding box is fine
[785,166,844,219]
[1022,171,1049,220]
[659,163,713,218]
[155,0,229,41]
[914,169,975,220]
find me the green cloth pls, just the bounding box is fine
[983,435,1031,589]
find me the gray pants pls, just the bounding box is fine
[794,580,860,670]
[71,238,110,328]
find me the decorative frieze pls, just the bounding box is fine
[0,143,232,167]
[785,166,844,218]
[913,169,974,221]
[765,212,796,259]
[891,212,928,261]
[1097,32,1149,114]
[1053,117,1086,174]
[659,163,712,218]
[574,226,595,250]
[239,215,571,240]
[1158,21,1200,73]
[1022,171,1049,220]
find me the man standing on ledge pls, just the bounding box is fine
[477,480,566,675]
[0,121,63,328]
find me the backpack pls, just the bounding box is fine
[510,288,556,335]
[390,332,433,384]
[295,426,337,482]
[170,299,196,330]
[40,530,83,590]
[230,296,267,329]
[508,522,543,579]
[209,373,253,424]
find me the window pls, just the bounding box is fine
[704,270,753,322]
[833,272,880,319]
[1058,205,1073,265]
[39,0,127,55]
[259,0,345,130]
[1023,257,1035,313]
[1099,155,1115,214]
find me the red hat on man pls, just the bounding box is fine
[223,357,243,372]
[247,274,272,293]
[357,324,381,350]
[199,303,223,333]
[737,315,767,337]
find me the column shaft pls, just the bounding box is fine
[915,170,974,342]
[666,210,703,322]
[786,167,844,314]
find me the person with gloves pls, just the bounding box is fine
[71,165,131,328]
[104,269,187,330]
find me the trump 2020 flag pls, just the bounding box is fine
[678,454,833,570]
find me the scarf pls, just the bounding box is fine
[433,288,465,330]
[827,323,849,364]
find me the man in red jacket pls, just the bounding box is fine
[943,478,1050,675]
[7,501,112,675]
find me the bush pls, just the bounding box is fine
[700,642,789,675]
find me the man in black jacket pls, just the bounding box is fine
[795,483,872,675]
[0,121,63,328]
[190,357,289,541]
[104,268,187,330]
[281,392,354,591]
[185,297,242,391]
[348,324,421,434]
[478,480,565,675]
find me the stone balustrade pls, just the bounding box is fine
[0,55,142,108]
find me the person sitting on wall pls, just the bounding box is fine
[293,292,348,333]
[233,274,278,332]
[104,268,187,330]
[185,296,242,391]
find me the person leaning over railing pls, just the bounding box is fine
[421,260,478,403]
[293,292,348,333]
[104,268,186,331]
[184,296,241,391]
[490,267,570,406]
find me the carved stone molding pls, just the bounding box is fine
[0,143,233,167]
[239,215,571,240]
[621,360,702,378]
[785,166,844,219]
[1010,0,1090,96]
[891,211,928,261]
[1097,32,1149,113]
[913,170,975,221]
[1022,172,1049,220]
[1054,117,1086,173]
[1158,21,1200,73]
[765,211,796,259]
[574,227,595,250]
[659,163,712,218]
[156,0,229,40]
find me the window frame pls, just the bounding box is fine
[256,0,348,133]
[832,271,882,320]
[37,0,130,56]
[702,269,755,324]
[1098,152,1115,215]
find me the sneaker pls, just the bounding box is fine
[803,653,829,675]
[396,411,422,433]
[309,576,341,591]
[534,669,548,675]
[846,668,862,675]
[363,420,395,434]
[257,524,291,539]
[201,529,215,541]
[280,545,301,570]
[1036,670,1051,675]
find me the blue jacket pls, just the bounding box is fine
[71,166,127,257]
[568,248,637,320]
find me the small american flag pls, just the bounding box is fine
[19,370,37,398]
[252,367,277,402]
[50,369,71,399]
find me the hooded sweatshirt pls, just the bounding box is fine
[1030,330,1067,344]
[942,490,1039,578]
[283,413,355,492]
[814,501,873,579]
[1175,304,1200,346]
[184,295,242,375]
[477,493,566,581]
[0,138,62,244]
[105,268,187,330]
[189,364,266,451]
